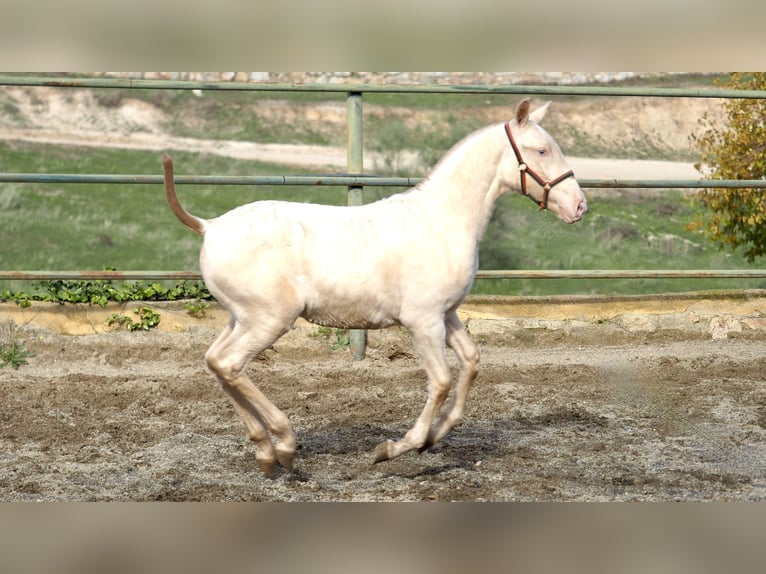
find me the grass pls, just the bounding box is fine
[0,141,352,275]
[0,139,762,298]
[151,90,344,146]
[476,191,766,296]
[0,76,763,298]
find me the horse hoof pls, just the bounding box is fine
[276,450,295,472]
[372,440,394,463]
[257,458,277,478]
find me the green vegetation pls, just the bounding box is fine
[183,298,209,317]
[476,191,765,296]
[690,73,766,262]
[313,326,351,351]
[0,276,211,307]
[0,321,35,369]
[106,307,162,331]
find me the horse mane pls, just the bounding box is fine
[414,123,500,192]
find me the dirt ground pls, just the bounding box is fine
[1,317,764,501]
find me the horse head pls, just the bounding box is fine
[503,99,587,224]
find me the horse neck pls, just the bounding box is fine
[417,124,508,240]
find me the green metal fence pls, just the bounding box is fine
[1,75,766,358]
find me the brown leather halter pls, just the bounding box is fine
[505,121,575,210]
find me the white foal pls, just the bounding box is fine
[162,98,587,476]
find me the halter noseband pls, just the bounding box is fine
[504,121,575,210]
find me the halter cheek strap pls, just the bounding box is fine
[504,121,575,210]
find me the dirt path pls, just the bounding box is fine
[0,127,699,180]
[1,322,763,501]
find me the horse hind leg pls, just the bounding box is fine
[205,316,296,476]
[373,320,452,463]
[421,311,479,450]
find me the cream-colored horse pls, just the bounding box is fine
[162,99,587,476]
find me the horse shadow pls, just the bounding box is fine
[289,405,610,480]
[291,420,510,480]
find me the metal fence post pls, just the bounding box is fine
[346,91,367,361]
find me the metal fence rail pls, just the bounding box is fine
[3,74,766,99]
[2,270,766,281]
[1,173,766,189]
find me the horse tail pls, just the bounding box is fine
[162,155,206,236]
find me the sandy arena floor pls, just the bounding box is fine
[1,309,764,501]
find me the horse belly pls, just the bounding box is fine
[301,295,400,330]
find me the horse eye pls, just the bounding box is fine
[538,149,549,157]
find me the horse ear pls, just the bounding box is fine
[515,98,531,126]
[529,101,551,124]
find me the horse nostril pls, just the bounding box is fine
[576,200,587,217]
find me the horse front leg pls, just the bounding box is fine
[421,310,479,450]
[373,321,451,463]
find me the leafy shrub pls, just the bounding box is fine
[106,307,162,331]
[690,73,766,262]
[0,276,213,307]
